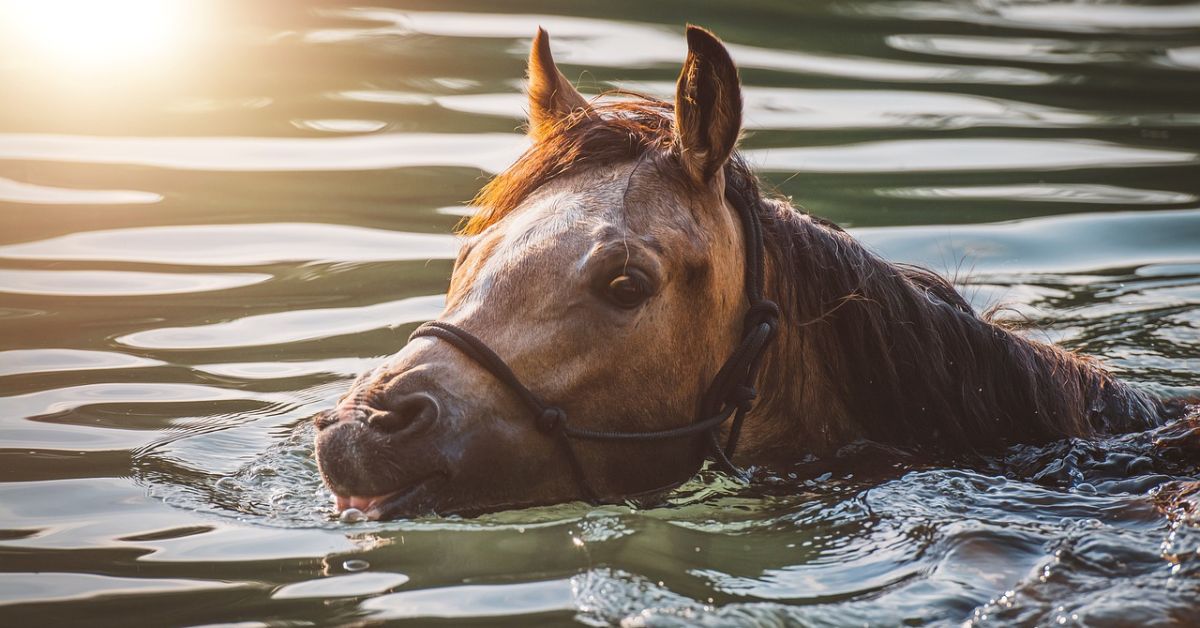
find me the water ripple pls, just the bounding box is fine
[749,138,1197,173]
[848,1,1200,33]
[0,132,526,172]
[320,9,1055,85]
[0,223,458,266]
[857,208,1200,275]
[360,579,574,620]
[0,382,289,421]
[877,184,1197,206]
[0,177,162,205]
[0,269,271,296]
[0,348,163,377]
[117,294,445,349]
[0,572,244,605]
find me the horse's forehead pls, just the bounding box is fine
[494,185,616,256]
[498,163,685,243]
[451,162,710,315]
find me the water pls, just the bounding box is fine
[1,0,1199,624]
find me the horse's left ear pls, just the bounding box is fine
[674,25,743,184]
[527,28,589,141]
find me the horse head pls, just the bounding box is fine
[315,26,759,518]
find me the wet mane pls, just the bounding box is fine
[465,96,1166,453]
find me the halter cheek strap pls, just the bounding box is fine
[409,181,780,502]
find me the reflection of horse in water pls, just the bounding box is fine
[312,26,1195,520]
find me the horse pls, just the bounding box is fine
[313,25,1174,520]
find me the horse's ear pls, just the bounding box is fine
[673,25,743,183]
[527,28,589,141]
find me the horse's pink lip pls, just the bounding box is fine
[331,473,443,520]
[334,492,401,518]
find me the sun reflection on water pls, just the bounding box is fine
[2,0,195,73]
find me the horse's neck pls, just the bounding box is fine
[740,204,1162,461]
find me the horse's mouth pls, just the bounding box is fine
[334,493,395,515]
[332,473,441,520]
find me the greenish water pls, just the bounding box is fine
[1,0,1199,625]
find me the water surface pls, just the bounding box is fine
[1,0,1199,625]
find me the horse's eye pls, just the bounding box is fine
[606,274,649,308]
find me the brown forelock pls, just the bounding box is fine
[464,97,679,236]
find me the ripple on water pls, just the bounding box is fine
[3,1,1199,625]
[749,138,1197,174]
[0,223,458,266]
[1,382,291,423]
[125,403,1200,624]
[289,118,389,133]
[117,293,445,349]
[0,269,272,296]
[0,348,163,377]
[0,132,526,172]
[886,34,1200,75]
[318,8,1057,84]
[359,578,574,620]
[0,573,244,606]
[622,82,1103,131]
[876,184,1198,206]
[0,176,162,205]
[846,1,1200,33]
[271,571,410,600]
[855,208,1200,276]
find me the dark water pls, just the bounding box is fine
[2,0,1200,625]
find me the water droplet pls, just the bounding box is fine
[343,559,369,572]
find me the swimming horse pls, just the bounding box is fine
[314,26,1172,519]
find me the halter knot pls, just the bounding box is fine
[744,299,781,334]
[537,406,566,433]
[730,384,758,412]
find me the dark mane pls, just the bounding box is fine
[749,191,1164,451]
[466,96,1165,451]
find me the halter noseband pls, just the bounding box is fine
[409,182,780,502]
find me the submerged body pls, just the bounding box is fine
[314,26,1171,520]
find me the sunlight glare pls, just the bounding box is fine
[3,0,191,71]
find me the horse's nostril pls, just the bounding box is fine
[366,393,439,434]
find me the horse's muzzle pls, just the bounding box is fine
[314,378,448,504]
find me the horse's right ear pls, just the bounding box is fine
[526,28,589,141]
[673,25,743,184]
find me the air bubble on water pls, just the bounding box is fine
[343,559,370,572]
[339,508,367,523]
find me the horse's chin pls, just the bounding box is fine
[315,420,449,518]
